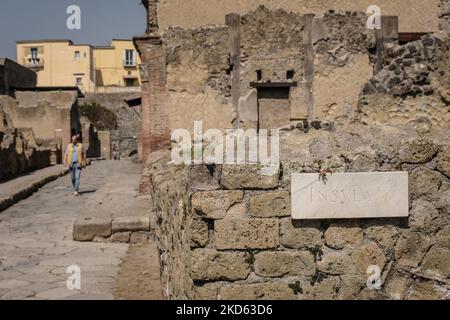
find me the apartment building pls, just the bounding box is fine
[16,39,141,93]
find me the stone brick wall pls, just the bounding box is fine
[147,124,450,300]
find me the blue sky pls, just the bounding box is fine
[0,0,146,60]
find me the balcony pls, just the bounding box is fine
[23,57,44,70]
[123,60,137,68]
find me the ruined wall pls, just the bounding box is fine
[79,93,140,157]
[1,91,80,147]
[0,59,37,95]
[147,123,450,300]
[155,0,440,33]
[0,102,51,181]
[160,7,375,133]
[359,32,450,128]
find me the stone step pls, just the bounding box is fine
[73,216,151,243]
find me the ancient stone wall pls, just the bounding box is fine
[154,0,441,33]
[358,31,450,128]
[157,7,375,133]
[147,124,450,300]
[79,93,140,158]
[0,59,37,95]
[1,91,81,147]
[0,103,51,181]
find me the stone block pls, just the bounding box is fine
[194,283,220,300]
[409,199,443,233]
[421,246,450,279]
[221,164,280,189]
[279,218,322,249]
[395,230,431,268]
[191,191,243,219]
[130,232,150,244]
[301,277,341,300]
[364,225,399,249]
[112,216,150,233]
[254,251,315,277]
[324,225,363,249]
[190,218,209,248]
[398,138,438,164]
[111,232,131,243]
[407,281,446,300]
[351,242,387,274]
[73,218,112,241]
[190,249,250,281]
[214,218,279,250]
[220,282,295,300]
[318,252,356,275]
[338,275,365,300]
[436,225,450,248]
[436,145,450,178]
[409,167,442,198]
[249,191,290,217]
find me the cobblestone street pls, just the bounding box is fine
[0,160,155,300]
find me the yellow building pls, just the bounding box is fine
[16,39,141,93]
[93,39,141,92]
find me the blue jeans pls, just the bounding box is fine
[70,164,82,192]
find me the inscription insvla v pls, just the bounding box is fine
[291,172,409,220]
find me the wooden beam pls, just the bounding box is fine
[303,14,315,122]
[375,16,399,73]
[226,13,241,129]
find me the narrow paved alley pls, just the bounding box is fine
[0,160,161,300]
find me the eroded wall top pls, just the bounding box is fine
[155,0,441,33]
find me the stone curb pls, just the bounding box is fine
[73,216,151,243]
[0,168,69,213]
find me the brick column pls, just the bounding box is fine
[134,35,169,165]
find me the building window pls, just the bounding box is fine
[30,47,39,64]
[125,78,137,87]
[124,50,135,66]
[75,51,80,61]
[75,77,82,86]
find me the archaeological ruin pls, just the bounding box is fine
[0,0,449,302]
[133,0,450,299]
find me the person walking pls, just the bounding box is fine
[64,134,86,196]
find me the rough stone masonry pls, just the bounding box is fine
[146,122,450,300]
[138,1,450,300]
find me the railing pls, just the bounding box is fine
[123,60,137,67]
[23,57,44,68]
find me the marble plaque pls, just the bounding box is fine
[291,172,409,219]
